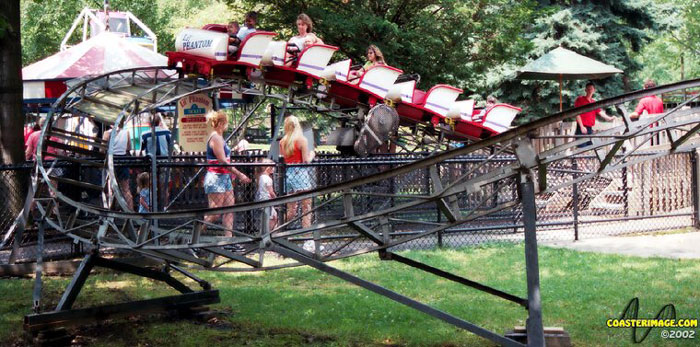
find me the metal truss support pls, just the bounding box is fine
[272,243,525,347]
[25,252,219,334]
[56,254,211,311]
[25,290,220,333]
[380,251,527,307]
[519,171,545,347]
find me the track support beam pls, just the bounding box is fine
[272,243,524,347]
[519,171,545,347]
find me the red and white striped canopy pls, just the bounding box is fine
[23,32,168,100]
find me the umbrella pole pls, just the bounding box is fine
[559,75,563,112]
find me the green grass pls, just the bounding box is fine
[2,244,699,346]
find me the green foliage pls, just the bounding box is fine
[234,0,536,91]
[493,0,676,124]
[637,0,700,84]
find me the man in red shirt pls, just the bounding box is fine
[630,79,664,120]
[574,83,615,146]
[25,117,59,161]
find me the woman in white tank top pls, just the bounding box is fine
[286,13,323,65]
[112,128,130,155]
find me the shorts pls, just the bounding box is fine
[115,166,130,180]
[575,125,593,148]
[285,166,315,193]
[264,206,278,220]
[204,171,233,194]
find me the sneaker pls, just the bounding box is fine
[223,244,245,253]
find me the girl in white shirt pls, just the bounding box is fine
[255,158,278,230]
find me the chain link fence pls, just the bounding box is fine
[2,150,698,264]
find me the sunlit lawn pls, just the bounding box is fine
[1,243,699,346]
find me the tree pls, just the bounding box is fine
[637,0,700,84]
[492,0,676,123]
[235,0,536,91]
[1,0,23,165]
[0,0,27,230]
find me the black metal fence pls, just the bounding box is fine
[2,150,698,263]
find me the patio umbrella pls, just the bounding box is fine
[516,47,623,111]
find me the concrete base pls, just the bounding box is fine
[504,326,571,347]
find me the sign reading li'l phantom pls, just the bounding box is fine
[177,93,213,152]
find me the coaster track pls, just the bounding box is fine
[19,68,700,268]
[8,65,700,346]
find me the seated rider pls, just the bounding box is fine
[228,11,258,56]
[348,44,386,83]
[473,95,498,122]
[227,21,240,55]
[238,11,257,41]
[286,13,323,64]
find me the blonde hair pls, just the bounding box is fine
[137,172,150,191]
[297,13,314,33]
[256,158,274,179]
[281,115,304,158]
[367,44,385,64]
[205,110,228,129]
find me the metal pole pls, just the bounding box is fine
[32,220,45,313]
[270,104,276,146]
[571,158,579,241]
[269,89,293,162]
[520,172,545,347]
[149,114,158,213]
[622,165,629,218]
[693,149,700,228]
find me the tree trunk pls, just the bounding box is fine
[0,0,23,164]
[0,0,27,237]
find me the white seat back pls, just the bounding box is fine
[482,104,520,133]
[358,65,403,99]
[261,41,287,66]
[321,59,351,81]
[175,28,228,61]
[386,80,416,103]
[238,32,276,66]
[447,100,475,121]
[297,45,338,78]
[334,59,351,82]
[424,85,462,117]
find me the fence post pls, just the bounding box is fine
[426,166,441,248]
[692,149,700,228]
[278,160,286,224]
[622,165,629,218]
[572,157,579,241]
